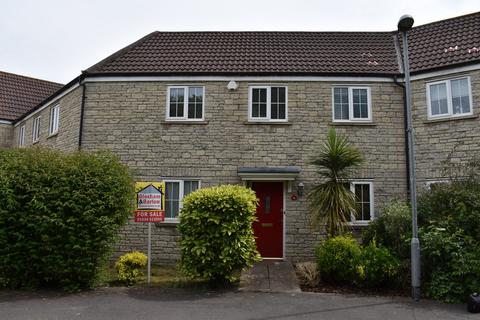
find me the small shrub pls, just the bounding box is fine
[0,148,134,291]
[362,201,411,260]
[357,241,400,288]
[295,262,320,287]
[178,185,261,283]
[315,235,361,284]
[115,252,148,285]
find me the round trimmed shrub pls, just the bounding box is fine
[0,148,134,291]
[178,185,260,283]
[315,235,361,284]
[115,251,148,285]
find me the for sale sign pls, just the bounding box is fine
[134,210,165,223]
[135,182,165,211]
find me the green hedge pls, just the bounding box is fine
[178,185,260,283]
[0,148,134,291]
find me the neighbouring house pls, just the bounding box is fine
[1,12,479,263]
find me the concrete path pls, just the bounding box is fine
[239,261,301,293]
[0,287,475,320]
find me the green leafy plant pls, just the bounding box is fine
[356,241,400,288]
[115,251,148,285]
[315,235,361,284]
[362,200,411,260]
[178,185,261,284]
[418,175,480,303]
[308,128,364,237]
[0,148,134,291]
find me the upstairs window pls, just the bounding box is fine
[167,86,204,121]
[333,87,371,122]
[19,125,25,147]
[49,105,60,135]
[427,77,472,119]
[164,180,200,220]
[249,86,287,122]
[32,116,41,143]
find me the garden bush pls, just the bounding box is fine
[418,178,480,303]
[315,235,361,284]
[356,241,400,288]
[0,148,134,291]
[115,251,148,285]
[362,200,411,260]
[178,185,260,283]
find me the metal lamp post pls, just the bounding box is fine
[398,14,421,302]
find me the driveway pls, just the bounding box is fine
[0,287,474,320]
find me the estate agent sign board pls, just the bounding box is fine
[134,181,166,284]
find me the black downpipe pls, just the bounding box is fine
[393,75,411,192]
[78,75,86,150]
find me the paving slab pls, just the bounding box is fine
[240,260,300,293]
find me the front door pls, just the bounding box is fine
[251,182,284,258]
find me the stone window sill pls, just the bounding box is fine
[329,122,376,127]
[423,114,478,124]
[47,132,58,139]
[155,220,179,227]
[161,120,209,125]
[243,121,292,125]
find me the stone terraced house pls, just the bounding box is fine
[0,12,479,263]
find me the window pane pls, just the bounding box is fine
[352,89,368,119]
[187,87,203,119]
[451,79,470,114]
[252,88,267,118]
[333,88,349,120]
[353,183,371,221]
[169,88,185,118]
[271,87,286,120]
[183,180,199,196]
[430,83,448,115]
[165,182,180,218]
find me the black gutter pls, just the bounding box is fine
[393,75,411,192]
[78,73,86,150]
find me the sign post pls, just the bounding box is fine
[134,182,165,285]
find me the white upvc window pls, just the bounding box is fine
[427,77,472,119]
[166,86,204,121]
[49,105,60,135]
[164,180,201,221]
[18,125,25,147]
[32,116,41,143]
[349,181,374,224]
[425,180,449,190]
[248,86,288,122]
[332,87,372,122]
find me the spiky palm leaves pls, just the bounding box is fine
[308,128,364,237]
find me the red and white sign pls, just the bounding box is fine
[138,193,163,210]
[134,210,165,223]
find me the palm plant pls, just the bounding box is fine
[308,128,364,237]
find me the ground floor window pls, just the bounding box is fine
[349,181,374,223]
[164,180,200,220]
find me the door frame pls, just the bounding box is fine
[247,180,286,260]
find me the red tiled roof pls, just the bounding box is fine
[86,31,400,76]
[0,71,63,121]
[400,11,480,73]
[85,12,480,77]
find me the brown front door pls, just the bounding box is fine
[251,182,284,258]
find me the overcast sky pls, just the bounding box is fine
[1,0,478,84]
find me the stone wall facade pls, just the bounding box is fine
[80,80,408,263]
[411,70,480,185]
[0,123,13,148]
[13,86,82,152]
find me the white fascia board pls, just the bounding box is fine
[0,120,13,125]
[408,63,480,81]
[14,83,80,127]
[84,75,394,83]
